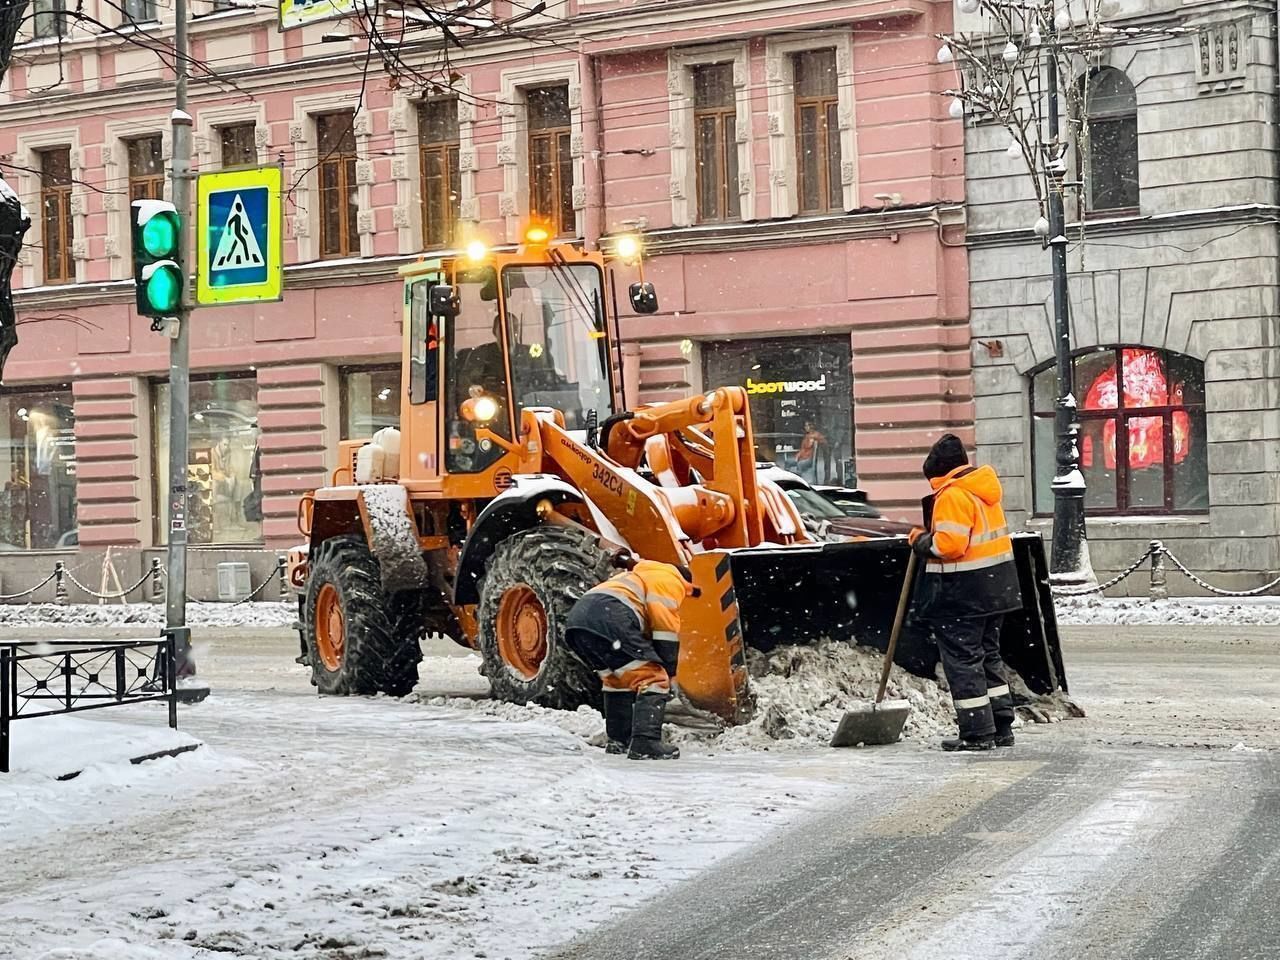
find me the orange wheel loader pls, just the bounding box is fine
[287,233,1067,721]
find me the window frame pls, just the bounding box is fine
[793,49,842,216]
[38,147,74,285]
[315,110,360,259]
[122,0,156,25]
[418,99,461,249]
[218,122,258,169]
[1080,66,1140,216]
[1030,346,1207,517]
[0,384,77,551]
[126,135,165,203]
[340,363,404,440]
[32,0,68,39]
[525,85,574,237]
[692,62,741,224]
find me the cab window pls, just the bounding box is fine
[445,266,510,474]
[409,279,440,405]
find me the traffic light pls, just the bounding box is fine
[131,199,184,318]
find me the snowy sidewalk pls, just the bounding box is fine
[1056,594,1280,626]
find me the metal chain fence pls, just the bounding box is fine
[1053,539,1280,599]
[0,556,290,606]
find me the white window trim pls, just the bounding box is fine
[103,119,170,281]
[498,62,584,243]
[668,43,753,228]
[765,32,857,218]
[288,93,367,263]
[195,103,269,171]
[12,129,85,287]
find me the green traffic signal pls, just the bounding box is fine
[131,199,184,319]
[141,212,179,258]
[144,263,182,313]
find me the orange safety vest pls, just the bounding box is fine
[586,560,688,648]
[918,464,1021,619]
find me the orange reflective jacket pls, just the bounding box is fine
[918,464,1021,619]
[587,560,689,646]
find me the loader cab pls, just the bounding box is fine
[399,243,622,494]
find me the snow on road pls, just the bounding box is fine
[1055,594,1280,626]
[0,600,297,629]
[1,675,860,960]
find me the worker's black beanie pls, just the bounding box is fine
[923,434,968,480]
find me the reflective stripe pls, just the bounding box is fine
[619,659,652,674]
[925,550,1015,574]
[652,630,680,643]
[954,694,991,710]
[650,595,680,610]
[988,684,1010,699]
[972,526,1010,545]
[935,521,970,536]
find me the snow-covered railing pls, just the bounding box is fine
[0,637,179,774]
[1053,540,1280,599]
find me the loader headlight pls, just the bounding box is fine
[462,394,500,423]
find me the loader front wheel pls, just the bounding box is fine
[478,526,611,710]
[304,536,421,697]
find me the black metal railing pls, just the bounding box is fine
[0,636,177,773]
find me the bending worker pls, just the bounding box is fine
[565,553,698,760]
[909,434,1022,752]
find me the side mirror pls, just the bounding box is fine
[430,284,460,319]
[628,281,658,315]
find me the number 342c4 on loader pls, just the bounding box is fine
[287,234,1067,722]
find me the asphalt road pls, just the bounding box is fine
[553,624,1280,960]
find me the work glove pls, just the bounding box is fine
[911,531,934,559]
[908,526,925,545]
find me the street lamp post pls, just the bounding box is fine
[1043,23,1091,582]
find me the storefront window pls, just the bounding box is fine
[341,366,402,440]
[0,388,76,549]
[1031,347,1208,515]
[703,336,854,485]
[154,375,261,545]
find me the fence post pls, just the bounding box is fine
[150,558,164,603]
[54,561,68,605]
[1,648,10,774]
[1149,540,1168,600]
[277,555,289,603]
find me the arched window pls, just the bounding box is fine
[1031,348,1207,515]
[1080,67,1139,213]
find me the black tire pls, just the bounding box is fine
[304,536,421,697]
[477,525,612,710]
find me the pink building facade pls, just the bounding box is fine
[0,0,968,595]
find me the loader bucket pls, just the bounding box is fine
[725,533,1067,696]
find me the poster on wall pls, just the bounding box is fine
[279,0,360,31]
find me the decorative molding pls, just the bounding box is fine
[392,205,411,229]
[355,160,375,185]
[69,194,86,216]
[458,149,477,172]
[290,214,309,238]
[390,157,409,181]
[499,193,518,217]
[1195,19,1249,94]
[353,112,372,137]
[71,238,88,260]
[100,145,113,165]
[255,125,270,147]
[497,141,517,165]
[389,106,409,131]
[103,237,120,258]
[460,197,480,221]
[356,211,376,235]
[572,184,587,210]
[288,122,305,143]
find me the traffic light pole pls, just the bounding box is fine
[166,0,206,699]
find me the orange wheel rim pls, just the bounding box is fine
[496,585,548,680]
[314,583,345,672]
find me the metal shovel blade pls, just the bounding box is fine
[830,699,911,747]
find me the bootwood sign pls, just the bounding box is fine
[745,374,828,395]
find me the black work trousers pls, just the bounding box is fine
[932,614,1015,739]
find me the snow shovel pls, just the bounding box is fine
[830,550,917,747]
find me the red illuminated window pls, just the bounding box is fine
[1031,347,1207,515]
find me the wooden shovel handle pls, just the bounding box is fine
[876,549,919,704]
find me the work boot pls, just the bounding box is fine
[602,690,636,755]
[941,735,996,752]
[994,723,1015,747]
[628,692,680,760]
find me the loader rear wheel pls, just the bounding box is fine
[304,536,422,697]
[478,525,612,710]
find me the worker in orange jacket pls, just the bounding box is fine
[909,434,1022,752]
[565,552,698,760]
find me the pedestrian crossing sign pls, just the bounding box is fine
[196,165,283,306]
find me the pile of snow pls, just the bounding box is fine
[416,642,962,751]
[1055,594,1280,626]
[5,715,200,780]
[701,642,957,750]
[0,600,297,628]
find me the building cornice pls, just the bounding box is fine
[966,203,1280,248]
